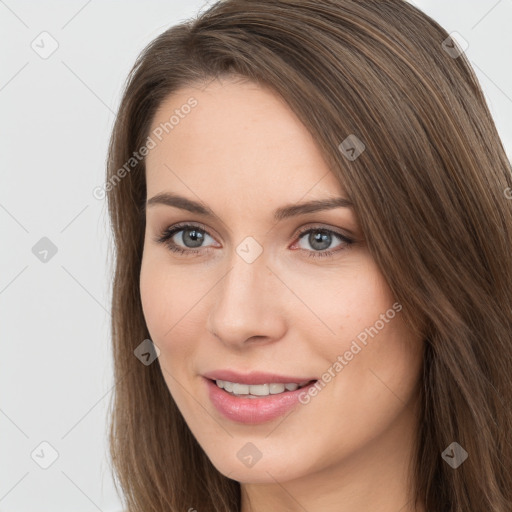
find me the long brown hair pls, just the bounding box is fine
[105,1,512,510]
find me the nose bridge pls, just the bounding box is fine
[207,248,285,346]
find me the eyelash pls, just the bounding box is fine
[154,222,354,259]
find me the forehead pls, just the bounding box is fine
[145,78,344,208]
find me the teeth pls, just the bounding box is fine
[248,383,269,396]
[232,383,250,394]
[215,379,310,397]
[269,383,285,394]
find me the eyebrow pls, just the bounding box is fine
[145,192,353,221]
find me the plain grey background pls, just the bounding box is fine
[1,1,511,510]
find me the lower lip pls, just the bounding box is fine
[204,378,317,424]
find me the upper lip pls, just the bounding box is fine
[202,370,317,385]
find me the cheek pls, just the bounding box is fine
[294,258,422,397]
[139,261,171,340]
[140,260,196,403]
[328,307,423,433]
[139,253,208,378]
[140,258,183,360]
[140,252,200,342]
[288,258,396,349]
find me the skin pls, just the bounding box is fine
[140,76,426,512]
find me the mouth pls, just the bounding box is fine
[204,377,319,424]
[209,378,317,398]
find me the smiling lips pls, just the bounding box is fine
[202,370,318,423]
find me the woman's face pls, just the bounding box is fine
[140,77,424,485]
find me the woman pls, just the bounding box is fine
[105,1,512,511]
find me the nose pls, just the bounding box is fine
[206,252,287,349]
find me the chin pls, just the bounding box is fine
[206,448,308,484]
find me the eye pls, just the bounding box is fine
[154,222,355,259]
[154,223,218,256]
[292,226,354,259]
